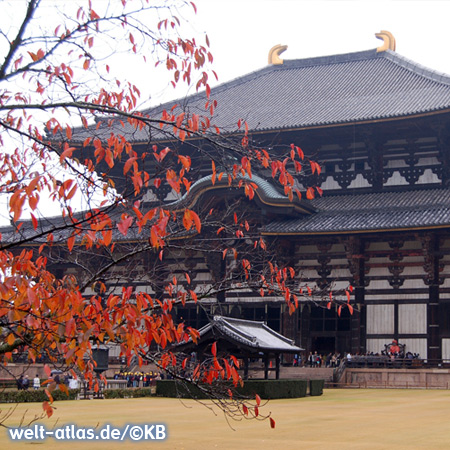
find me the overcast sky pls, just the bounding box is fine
[2,0,450,224]
[146,0,450,105]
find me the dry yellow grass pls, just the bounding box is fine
[1,389,450,449]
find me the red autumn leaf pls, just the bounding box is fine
[255,394,261,406]
[306,187,315,200]
[211,341,217,357]
[67,235,75,252]
[124,157,137,175]
[43,401,53,418]
[44,364,52,377]
[270,417,276,429]
[117,216,133,236]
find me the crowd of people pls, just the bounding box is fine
[292,341,420,369]
[113,371,162,388]
[292,352,343,368]
[16,372,79,390]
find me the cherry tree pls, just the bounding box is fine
[0,0,352,424]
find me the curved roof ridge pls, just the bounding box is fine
[382,49,450,86]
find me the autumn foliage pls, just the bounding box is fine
[0,0,352,425]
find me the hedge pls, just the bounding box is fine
[309,379,324,396]
[237,379,308,399]
[0,389,79,403]
[103,387,154,399]
[156,379,313,400]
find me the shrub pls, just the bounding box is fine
[103,388,154,399]
[156,379,309,399]
[0,389,79,403]
[309,379,324,396]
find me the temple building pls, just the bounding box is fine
[7,31,450,362]
[161,33,450,362]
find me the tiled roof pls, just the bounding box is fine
[168,173,316,215]
[262,188,450,235]
[178,315,303,353]
[70,48,450,143]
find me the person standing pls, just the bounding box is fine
[22,375,30,390]
[33,374,40,390]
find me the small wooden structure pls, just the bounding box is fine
[175,315,303,380]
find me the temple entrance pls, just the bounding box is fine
[312,336,335,355]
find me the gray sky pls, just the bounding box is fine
[146,0,450,105]
[2,0,450,225]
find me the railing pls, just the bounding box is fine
[333,360,347,383]
[326,380,450,390]
[343,357,450,369]
[345,356,424,369]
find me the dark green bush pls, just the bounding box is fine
[156,379,309,399]
[0,379,18,389]
[155,380,208,399]
[309,379,324,396]
[237,379,308,399]
[103,387,154,399]
[0,389,79,403]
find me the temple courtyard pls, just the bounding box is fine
[1,389,450,449]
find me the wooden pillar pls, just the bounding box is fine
[264,355,269,380]
[275,354,280,380]
[422,233,442,362]
[243,357,249,380]
[344,236,366,354]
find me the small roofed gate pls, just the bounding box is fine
[173,315,303,380]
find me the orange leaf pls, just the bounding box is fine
[117,216,133,236]
[44,364,52,377]
[67,235,75,252]
[43,401,53,418]
[255,394,261,406]
[124,157,137,175]
[211,342,217,357]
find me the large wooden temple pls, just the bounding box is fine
[161,34,450,362]
[7,32,450,363]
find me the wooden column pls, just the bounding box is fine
[243,357,249,380]
[422,233,442,361]
[264,356,269,380]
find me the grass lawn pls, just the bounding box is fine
[1,389,450,449]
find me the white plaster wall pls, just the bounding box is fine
[366,304,394,334]
[384,171,408,186]
[398,304,427,334]
[417,168,440,184]
[366,339,389,354]
[401,338,427,359]
[348,173,371,189]
[442,339,450,363]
